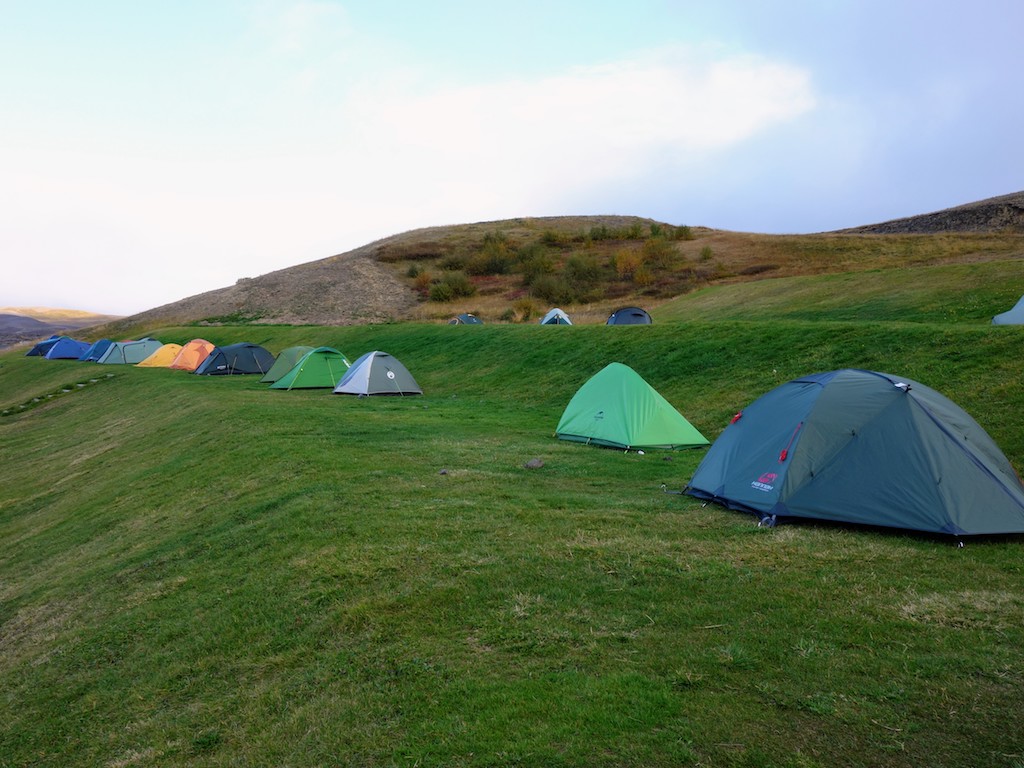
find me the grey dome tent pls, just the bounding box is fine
[449,313,483,325]
[96,338,163,364]
[606,306,652,325]
[685,369,1024,536]
[992,295,1024,325]
[333,351,422,396]
[540,308,572,325]
[195,343,276,375]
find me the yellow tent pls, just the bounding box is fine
[136,343,183,368]
[168,339,215,371]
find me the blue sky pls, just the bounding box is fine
[2,0,1021,315]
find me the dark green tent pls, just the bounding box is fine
[685,369,1024,536]
[270,347,350,390]
[556,363,708,451]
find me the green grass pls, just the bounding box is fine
[2,318,1024,767]
[656,260,1024,324]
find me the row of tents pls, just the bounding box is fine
[27,333,1024,537]
[27,335,423,396]
[449,306,653,326]
[555,363,1024,538]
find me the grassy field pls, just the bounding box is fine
[2,309,1024,765]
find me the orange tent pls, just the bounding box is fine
[168,339,215,371]
[136,343,183,368]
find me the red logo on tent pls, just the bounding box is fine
[751,471,777,493]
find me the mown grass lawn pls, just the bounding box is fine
[2,319,1023,767]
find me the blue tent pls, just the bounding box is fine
[78,339,114,362]
[25,335,61,356]
[43,337,91,360]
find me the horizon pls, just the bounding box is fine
[3,1,1022,315]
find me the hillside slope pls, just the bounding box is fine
[90,195,1024,336]
[839,191,1024,234]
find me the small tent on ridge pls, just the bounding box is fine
[43,337,90,360]
[260,346,315,383]
[685,368,1024,536]
[449,313,483,325]
[992,295,1024,325]
[333,351,422,396]
[194,343,275,375]
[606,306,652,325]
[556,363,708,451]
[169,339,215,371]
[136,343,183,367]
[96,338,163,365]
[540,308,572,325]
[271,347,350,389]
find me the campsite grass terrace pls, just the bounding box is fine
[2,318,1024,767]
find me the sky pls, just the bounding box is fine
[2,1,1022,316]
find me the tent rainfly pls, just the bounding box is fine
[992,295,1024,325]
[25,335,62,356]
[43,337,91,360]
[136,343,183,367]
[685,368,1024,536]
[333,351,422,396]
[540,308,573,325]
[194,343,276,375]
[556,363,709,451]
[271,347,350,389]
[78,339,114,362]
[260,346,315,383]
[169,339,216,371]
[449,313,483,325]
[96,338,163,365]
[606,306,652,325]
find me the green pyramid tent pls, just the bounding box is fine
[260,346,315,383]
[556,363,709,450]
[270,347,350,390]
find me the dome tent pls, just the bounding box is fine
[78,339,113,362]
[449,313,483,325]
[333,351,421,396]
[96,338,163,364]
[169,339,216,371]
[540,308,572,325]
[685,369,1024,536]
[992,295,1024,325]
[606,306,652,325]
[271,347,350,390]
[261,346,315,383]
[136,343,183,368]
[194,343,275,375]
[556,363,708,451]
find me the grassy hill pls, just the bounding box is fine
[3,305,1024,765]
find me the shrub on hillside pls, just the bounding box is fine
[429,271,476,302]
[642,237,678,270]
[466,241,514,276]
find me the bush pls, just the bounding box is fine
[517,244,556,286]
[439,252,467,271]
[529,274,574,305]
[429,271,476,302]
[564,254,603,297]
[466,241,514,276]
[699,246,714,262]
[612,248,643,279]
[642,238,678,270]
[674,225,695,241]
